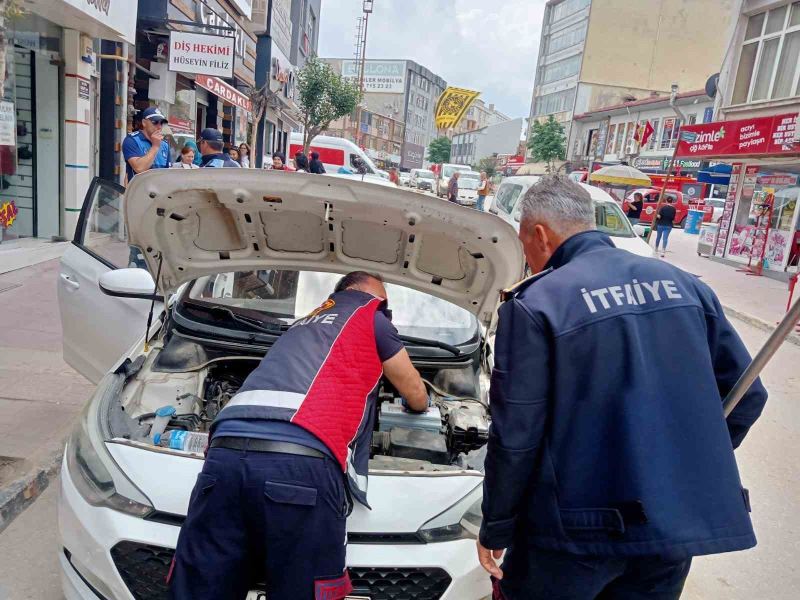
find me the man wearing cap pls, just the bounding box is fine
[122,107,171,182]
[198,128,241,168]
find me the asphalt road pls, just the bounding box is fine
[0,316,797,599]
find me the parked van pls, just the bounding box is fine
[436,163,472,198]
[288,133,380,176]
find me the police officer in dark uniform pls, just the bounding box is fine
[171,271,428,599]
[477,175,768,599]
[197,128,242,168]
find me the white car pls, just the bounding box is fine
[56,171,524,600]
[410,168,436,192]
[436,164,472,199]
[704,198,726,223]
[399,171,411,186]
[489,176,656,258]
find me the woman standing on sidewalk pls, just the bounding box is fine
[655,197,677,257]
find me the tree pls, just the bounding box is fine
[296,57,361,154]
[474,156,498,177]
[245,82,274,167]
[427,136,451,164]
[527,115,566,172]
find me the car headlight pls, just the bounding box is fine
[417,483,483,543]
[66,375,153,517]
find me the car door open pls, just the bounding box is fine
[57,177,155,383]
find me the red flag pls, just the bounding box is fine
[635,121,655,146]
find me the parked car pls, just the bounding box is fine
[410,168,436,191]
[56,171,524,600]
[622,188,713,227]
[436,163,472,198]
[399,171,411,186]
[490,176,655,258]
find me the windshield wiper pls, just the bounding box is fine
[182,301,286,335]
[399,334,462,356]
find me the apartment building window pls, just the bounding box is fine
[659,118,682,150]
[647,118,661,151]
[733,2,800,104]
[552,0,590,23]
[307,8,317,52]
[546,21,587,54]
[688,114,697,125]
[533,88,575,115]
[541,55,581,84]
[606,124,617,154]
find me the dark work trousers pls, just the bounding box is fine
[497,546,692,600]
[170,447,352,600]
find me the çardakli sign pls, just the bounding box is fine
[676,113,797,158]
[168,31,235,79]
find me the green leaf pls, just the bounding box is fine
[426,136,452,164]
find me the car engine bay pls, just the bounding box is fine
[110,341,490,472]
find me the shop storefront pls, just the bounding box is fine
[265,39,300,158]
[0,1,135,240]
[135,0,257,161]
[676,113,800,273]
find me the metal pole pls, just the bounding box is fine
[723,294,800,417]
[357,10,370,148]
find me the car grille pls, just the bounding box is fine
[111,542,452,600]
[110,541,172,600]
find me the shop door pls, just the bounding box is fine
[35,51,60,238]
[5,48,35,238]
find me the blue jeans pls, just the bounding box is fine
[477,195,486,211]
[499,545,692,600]
[656,225,672,251]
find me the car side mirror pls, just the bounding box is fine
[513,212,521,222]
[99,268,161,300]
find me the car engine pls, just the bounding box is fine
[124,357,490,470]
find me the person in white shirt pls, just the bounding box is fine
[172,145,200,169]
[238,143,251,168]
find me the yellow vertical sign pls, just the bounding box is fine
[434,87,481,130]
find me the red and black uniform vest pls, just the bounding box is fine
[211,289,385,507]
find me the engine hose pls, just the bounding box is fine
[422,378,488,408]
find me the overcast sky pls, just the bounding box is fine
[317,0,546,119]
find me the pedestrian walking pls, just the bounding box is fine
[122,107,171,182]
[238,143,251,168]
[294,151,310,172]
[197,129,241,168]
[171,145,200,169]
[170,271,429,599]
[447,171,460,203]
[477,171,490,211]
[229,148,241,163]
[477,175,767,600]
[626,191,644,224]
[309,151,326,174]
[389,168,400,186]
[655,196,677,257]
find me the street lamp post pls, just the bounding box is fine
[355,0,373,149]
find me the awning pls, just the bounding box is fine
[697,163,732,185]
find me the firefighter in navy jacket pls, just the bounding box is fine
[171,271,428,600]
[477,176,768,600]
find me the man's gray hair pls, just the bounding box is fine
[519,174,596,237]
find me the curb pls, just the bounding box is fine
[0,449,63,536]
[722,305,800,348]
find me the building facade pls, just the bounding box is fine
[452,99,510,136]
[527,0,737,159]
[676,0,800,275]
[327,108,405,169]
[570,90,715,171]
[0,1,136,241]
[320,58,446,170]
[451,118,524,166]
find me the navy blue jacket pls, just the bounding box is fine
[480,231,767,560]
[200,153,241,168]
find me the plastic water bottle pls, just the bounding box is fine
[154,430,208,453]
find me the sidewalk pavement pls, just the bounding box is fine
[659,229,799,345]
[0,238,70,276]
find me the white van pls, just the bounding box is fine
[288,133,381,177]
[436,163,473,199]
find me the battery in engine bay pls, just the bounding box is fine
[379,400,442,434]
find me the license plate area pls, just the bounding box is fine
[247,594,369,600]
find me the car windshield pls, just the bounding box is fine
[417,170,434,179]
[184,270,478,346]
[595,202,635,238]
[442,166,468,178]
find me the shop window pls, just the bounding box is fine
[614,123,626,155]
[606,124,616,154]
[541,55,581,84]
[733,2,800,103]
[647,119,661,151]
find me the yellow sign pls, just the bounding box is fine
[434,86,480,130]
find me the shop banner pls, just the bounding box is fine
[169,31,235,79]
[0,101,16,147]
[676,113,797,158]
[195,75,252,113]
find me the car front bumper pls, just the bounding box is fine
[59,455,491,600]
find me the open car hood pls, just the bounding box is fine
[125,170,524,326]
